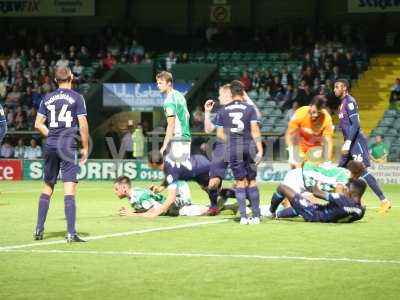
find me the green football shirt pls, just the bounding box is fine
[163,89,191,141]
[303,162,350,192]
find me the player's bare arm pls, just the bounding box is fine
[34,114,49,137]
[250,122,263,164]
[128,188,177,218]
[216,126,225,143]
[78,115,89,164]
[204,100,216,133]
[161,116,175,155]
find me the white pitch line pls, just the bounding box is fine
[1,248,399,265]
[0,219,228,250]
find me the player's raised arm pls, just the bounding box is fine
[204,99,216,133]
[250,107,263,164]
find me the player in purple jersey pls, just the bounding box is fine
[215,80,264,225]
[132,150,236,218]
[269,179,367,223]
[33,66,89,242]
[334,79,391,213]
[204,84,261,216]
[0,104,7,144]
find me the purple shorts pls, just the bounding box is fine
[228,143,257,181]
[209,143,228,179]
[339,136,371,168]
[44,147,79,185]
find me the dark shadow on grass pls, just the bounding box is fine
[44,231,90,239]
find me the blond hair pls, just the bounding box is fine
[156,71,173,83]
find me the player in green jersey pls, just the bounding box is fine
[156,71,191,164]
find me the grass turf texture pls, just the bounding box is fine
[0,181,399,300]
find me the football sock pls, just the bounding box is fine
[207,188,219,208]
[270,191,285,213]
[277,207,298,218]
[35,193,50,232]
[220,188,236,199]
[361,171,385,201]
[235,187,247,218]
[246,186,261,218]
[64,195,76,235]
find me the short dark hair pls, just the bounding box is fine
[349,178,367,198]
[347,161,366,178]
[230,80,244,97]
[55,66,72,83]
[310,95,327,110]
[335,78,350,91]
[148,150,164,165]
[114,176,131,186]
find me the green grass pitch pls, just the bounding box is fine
[0,180,399,300]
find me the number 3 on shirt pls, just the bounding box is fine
[229,112,244,133]
[48,104,73,128]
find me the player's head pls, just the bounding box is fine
[347,160,366,179]
[229,80,244,99]
[218,84,232,105]
[147,150,164,170]
[309,95,327,121]
[114,176,131,199]
[375,135,382,143]
[334,79,350,98]
[156,71,173,93]
[348,178,367,203]
[54,66,73,86]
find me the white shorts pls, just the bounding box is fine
[179,205,207,216]
[166,140,191,163]
[282,168,306,194]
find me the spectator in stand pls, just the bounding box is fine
[390,78,400,103]
[103,52,116,70]
[14,105,26,130]
[301,66,315,87]
[7,51,21,73]
[239,71,252,92]
[14,137,26,158]
[369,135,389,163]
[282,83,295,106]
[1,139,14,158]
[77,46,90,66]
[26,106,37,129]
[178,52,189,64]
[6,85,22,107]
[252,71,263,91]
[24,138,42,159]
[165,51,177,71]
[295,83,315,106]
[72,59,84,82]
[121,121,134,159]
[329,65,342,82]
[284,101,299,122]
[132,54,141,64]
[302,52,315,71]
[270,75,284,98]
[42,44,55,63]
[279,67,293,88]
[129,40,145,58]
[142,53,153,64]
[206,22,218,43]
[343,52,358,80]
[68,45,77,64]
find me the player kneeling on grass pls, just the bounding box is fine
[115,176,209,217]
[269,179,367,223]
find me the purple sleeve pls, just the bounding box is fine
[345,99,360,141]
[76,95,87,116]
[214,110,224,128]
[37,99,47,118]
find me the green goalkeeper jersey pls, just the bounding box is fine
[163,89,191,141]
[303,162,350,192]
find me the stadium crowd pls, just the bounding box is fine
[0,23,370,156]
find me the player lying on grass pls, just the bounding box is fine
[269,179,367,223]
[115,176,210,217]
[265,159,366,218]
[126,150,236,218]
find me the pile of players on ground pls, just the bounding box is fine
[115,74,392,225]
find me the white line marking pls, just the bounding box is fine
[0,219,228,250]
[1,249,399,265]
